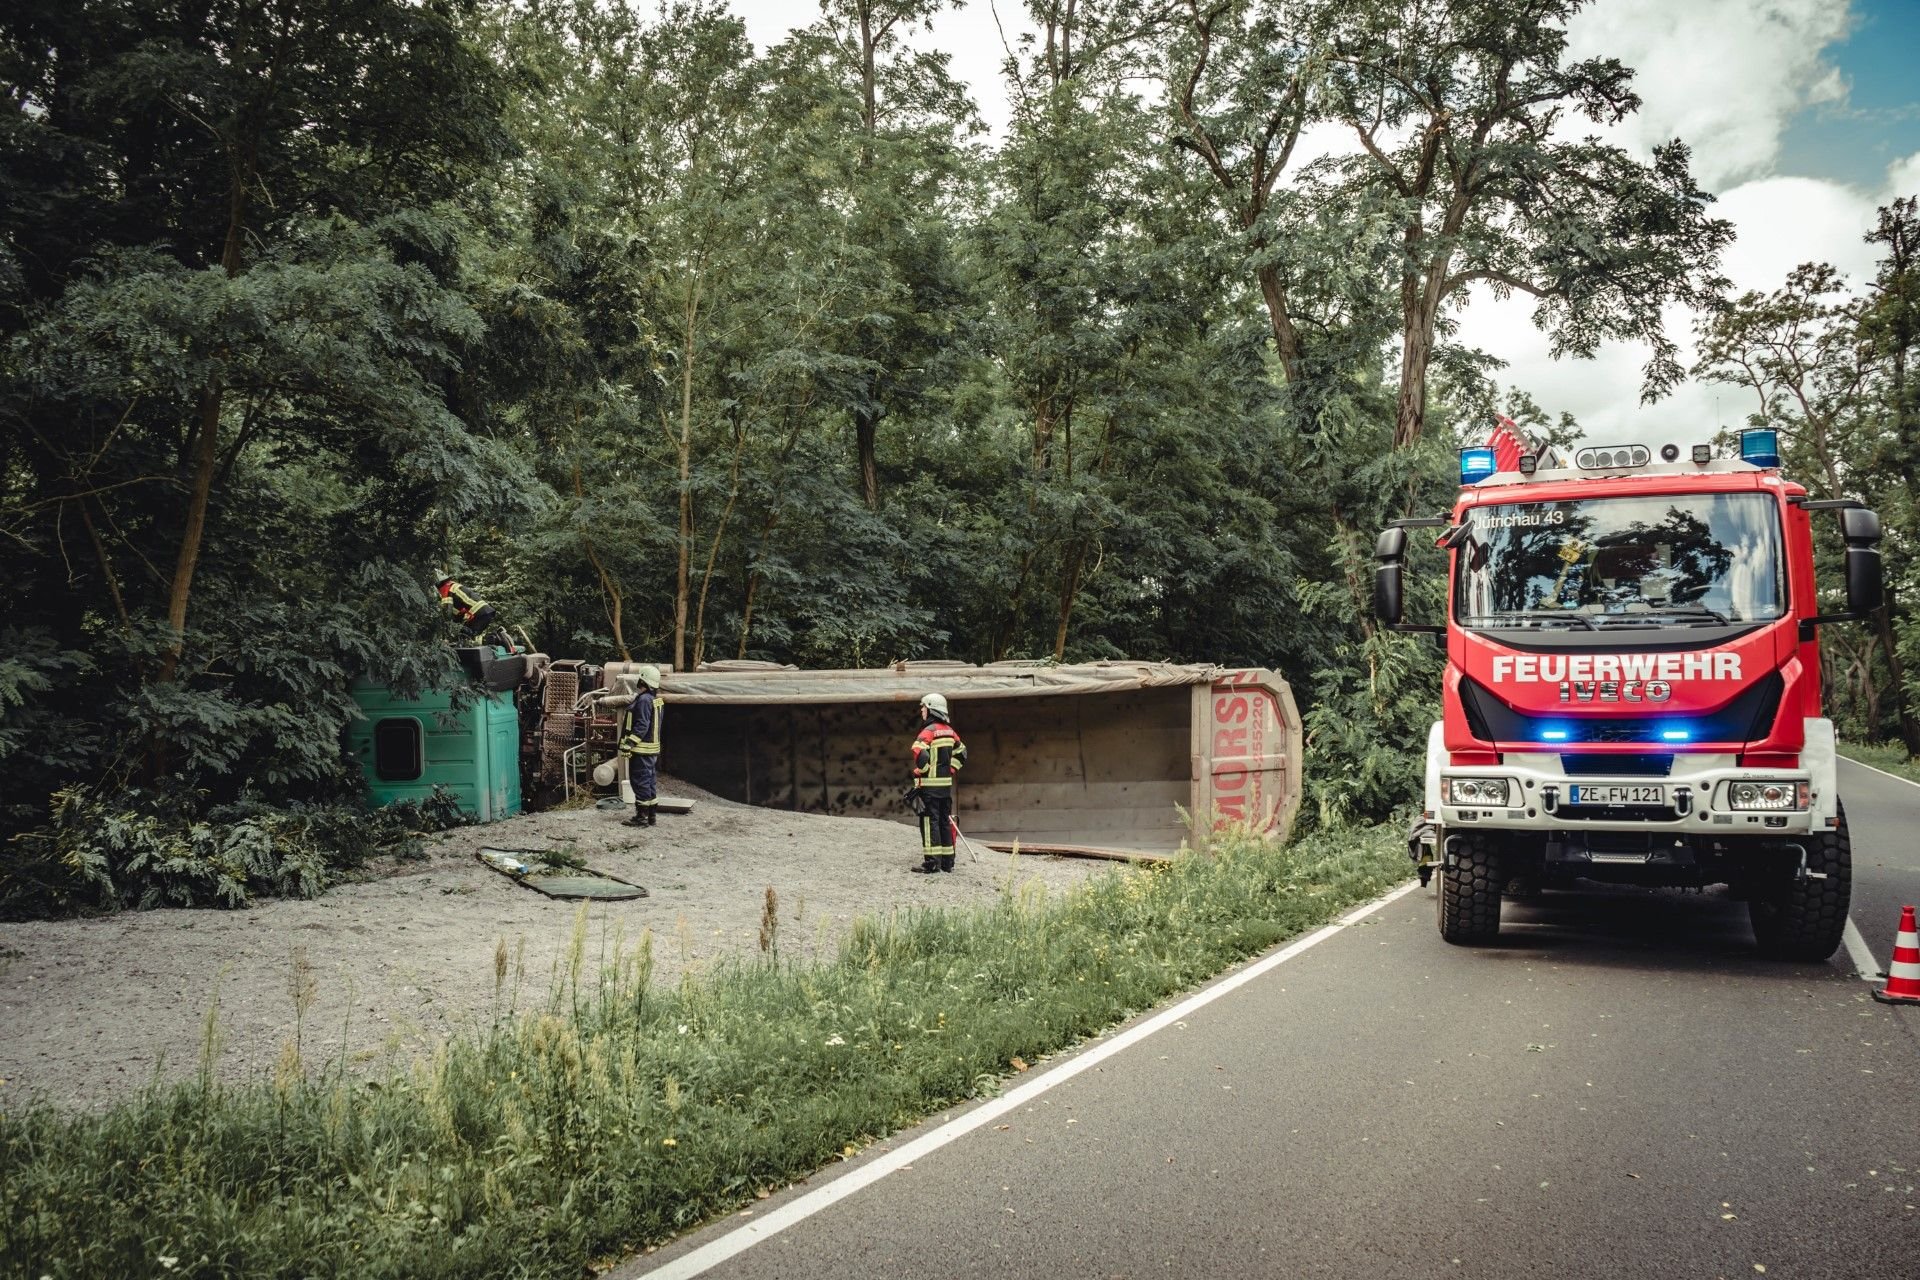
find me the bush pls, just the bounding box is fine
[0,787,469,919]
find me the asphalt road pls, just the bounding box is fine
[1837,755,1920,963]
[623,764,1920,1280]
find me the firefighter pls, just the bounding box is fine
[618,665,665,828]
[908,692,966,873]
[435,575,514,650]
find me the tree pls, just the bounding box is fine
[0,0,526,902]
[1323,0,1733,448]
[1163,0,1319,383]
[1695,263,1916,747]
[778,1,976,511]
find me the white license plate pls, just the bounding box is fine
[1569,784,1664,806]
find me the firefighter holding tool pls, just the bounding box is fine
[907,692,966,873]
[618,666,664,828]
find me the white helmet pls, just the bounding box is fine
[637,663,663,689]
[920,692,949,717]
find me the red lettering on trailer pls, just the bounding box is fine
[1214,694,1251,723]
[1214,726,1248,755]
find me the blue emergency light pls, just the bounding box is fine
[1660,729,1691,742]
[1539,728,1569,742]
[1738,429,1780,468]
[1460,447,1497,485]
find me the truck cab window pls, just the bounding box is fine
[1455,493,1784,631]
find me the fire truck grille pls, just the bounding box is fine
[1459,673,1783,747]
[1560,754,1673,776]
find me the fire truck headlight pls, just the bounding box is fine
[1727,781,1810,811]
[1446,778,1511,807]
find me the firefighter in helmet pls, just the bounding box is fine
[908,692,967,873]
[618,665,665,828]
[435,574,514,651]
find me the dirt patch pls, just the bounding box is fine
[0,778,1118,1110]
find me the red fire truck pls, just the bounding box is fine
[1374,431,1884,959]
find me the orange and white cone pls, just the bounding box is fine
[1873,905,1920,1006]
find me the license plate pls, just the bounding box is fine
[1569,784,1664,805]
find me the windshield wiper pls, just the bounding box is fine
[1624,606,1734,626]
[1461,611,1597,631]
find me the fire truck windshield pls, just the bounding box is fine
[1453,493,1784,633]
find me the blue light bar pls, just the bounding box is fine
[1738,429,1780,468]
[1661,729,1691,742]
[1540,729,1569,741]
[1460,447,1497,484]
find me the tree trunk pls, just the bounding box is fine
[574,463,628,661]
[1254,263,1304,385]
[158,170,250,685]
[1395,314,1433,451]
[1053,543,1084,662]
[673,278,701,675]
[692,420,747,670]
[855,407,880,510]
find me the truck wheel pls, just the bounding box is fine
[1438,833,1502,945]
[1748,801,1851,962]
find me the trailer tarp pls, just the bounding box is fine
[611,660,1230,706]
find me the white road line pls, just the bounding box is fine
[1837,752,1920,791]
[1843,917,1881,981]
[1836,754,1911,981]
[628,879,1424,1280]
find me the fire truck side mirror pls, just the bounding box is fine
[1373,528,1408,624]
[1842,508,1884,616]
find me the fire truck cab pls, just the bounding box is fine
[1375,431,1885,960]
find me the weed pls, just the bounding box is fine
[0,824,1409,1279]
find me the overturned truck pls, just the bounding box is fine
[602,661,1304,857]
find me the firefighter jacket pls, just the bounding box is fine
[438,579,489,625]
[619,690,663,758]
[910,716,966,788]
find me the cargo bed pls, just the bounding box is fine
[604,661,1302,856]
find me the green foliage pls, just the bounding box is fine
[0,0,1778,910]
[1694,198,1920,749]
[0,787,465,918]
[0,824,1409,1278]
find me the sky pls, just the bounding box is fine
[729,0,1920,446]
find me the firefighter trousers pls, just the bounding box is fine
[918,790,953,857]
[630,754,658,815]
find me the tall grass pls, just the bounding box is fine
[1838,739,1920,785]
[0,824,1409,1279]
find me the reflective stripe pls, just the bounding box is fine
[913,777,953,788]
[624,698,664,755]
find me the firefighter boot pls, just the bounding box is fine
[910,856,941,874]
[624,807,647,828]
[938,855,956,873]
[645,808,657,827]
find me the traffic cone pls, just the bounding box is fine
[1873,905,1920,1006]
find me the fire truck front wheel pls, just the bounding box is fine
[1748,800,1851,962]
[1438,832,1503,945]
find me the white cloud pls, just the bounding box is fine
[1889,151,1920,201]
[1460,157,1918,446]
[1460,0,1910,443]
[1564,0,1852,188]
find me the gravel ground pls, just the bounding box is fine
[0,778,1117,1110]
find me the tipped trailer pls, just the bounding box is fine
[598,660,1304,857]
[1374,431,1884,959]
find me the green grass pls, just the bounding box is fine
[1838,740,1920,785]
[0,824,1411,1280]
